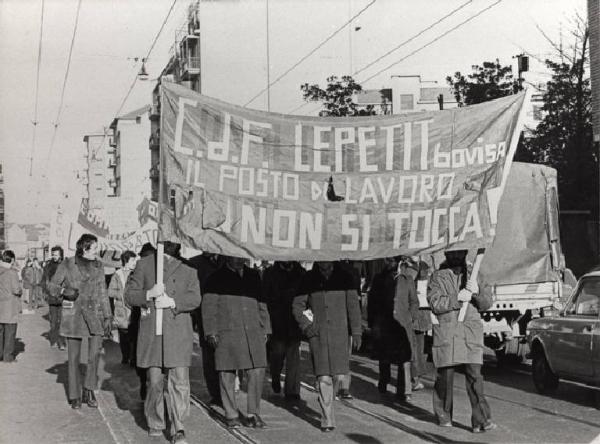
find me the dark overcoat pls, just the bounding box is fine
[427,268,492,368]
[263,262,305,342]
[392,274,419,363]
[49,257,111,338]
[202,265,271,371]
[292,266,362,376]
[368,269,412,363]
[124,254,201,368]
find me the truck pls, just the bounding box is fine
[477,161,569,363]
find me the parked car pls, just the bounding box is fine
[526,271,600,393]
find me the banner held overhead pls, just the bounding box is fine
[159,82,527,261]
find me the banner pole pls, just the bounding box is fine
[156,83,165,337]
[458,248,485,322]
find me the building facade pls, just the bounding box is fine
[0,163,5,250]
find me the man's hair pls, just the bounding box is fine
[139,243,156,257]
[75,233,98,257]
[120,250,137,266]
[1,250,15,263]
[51,246,64,259]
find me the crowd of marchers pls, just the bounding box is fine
[0,235,497,444]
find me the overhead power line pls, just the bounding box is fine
[243,0,378,108]
[353,0,472,77]
[28,0,45,177]
[91,0,179,160]
[358,0,504,85]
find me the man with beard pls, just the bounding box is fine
[427,250,496,434]
[42,246,66,350]
[293,261,362,432]
[202,256,271,429]
[263,261,306,400]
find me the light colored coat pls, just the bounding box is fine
[427,268,492,368]
[108,268,132,329]
[125,254,201,368]
[0,263,22,324]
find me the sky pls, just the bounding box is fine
[0,0,585,225]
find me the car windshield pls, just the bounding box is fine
[566,277,600,317]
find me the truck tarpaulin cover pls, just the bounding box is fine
[159,82,527,260]
[479,162,560,285]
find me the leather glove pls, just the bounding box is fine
[103,318,112,337]
[303,323,318,338]
[62,287,79,301]
[155,294,176,309]
[352,334,362,351]
[146,283,164,300]
[206,335,218,348]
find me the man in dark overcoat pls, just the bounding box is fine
[427,250,495,433]
[125,242,201,444]
[202,256,271,429]
[292,261,362,432]
[368,256,414,400]
[185,252,223,406]
[263,261,305,399]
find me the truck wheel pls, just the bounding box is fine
[532,350,559,393]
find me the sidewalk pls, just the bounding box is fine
[0,307,237,444]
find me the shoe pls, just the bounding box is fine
[338,389,353,400]
[171,430,187,443]
[148,428,163,437]
[246,415,266,428]
[271,378,281,394]
[70,398,82,409]
[439,421,452,427]
[321,426,335,432]
[403,394,412,403]
[82,389,98,408]
[225,418,242,429]
[473,421,497,433]
[284,393,301,401]
[412,381,424,391]
[208,397,222,407]
[377,381,387,394]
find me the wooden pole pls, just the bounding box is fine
[458,248,485,322]
[156,242,164,336]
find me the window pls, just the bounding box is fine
[566,278,600,316]
[400,94,414,110]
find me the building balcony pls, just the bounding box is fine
[109,136,116,147]
[108,158,117,168]
[149,164,160,179]
[180,56,201,78]
[149,134,160,149]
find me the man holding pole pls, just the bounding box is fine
[125,241,201,444]
[427,249,496,434]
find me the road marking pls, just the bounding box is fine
[96,390,123,444]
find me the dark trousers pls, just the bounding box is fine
[48,305,65,347]
[67,336,102,400]
[145,367,190,435]
[379,360,411,395]
[411,331,427,379]
[219,368,265,419]
[0,323,17,361]
[269,338,300,395]
[433,364,492,428]
[201,344,221,402]
[118,328,133,363]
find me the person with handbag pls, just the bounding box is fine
[42,246,66,350]
[49,234,112,409]
[108,250,137,365]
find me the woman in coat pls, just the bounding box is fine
[0,250,23,362]
[49,234,112,409]
[427,250,495,433]
[292,261,362,432]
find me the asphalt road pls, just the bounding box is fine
[1,308,599,444]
